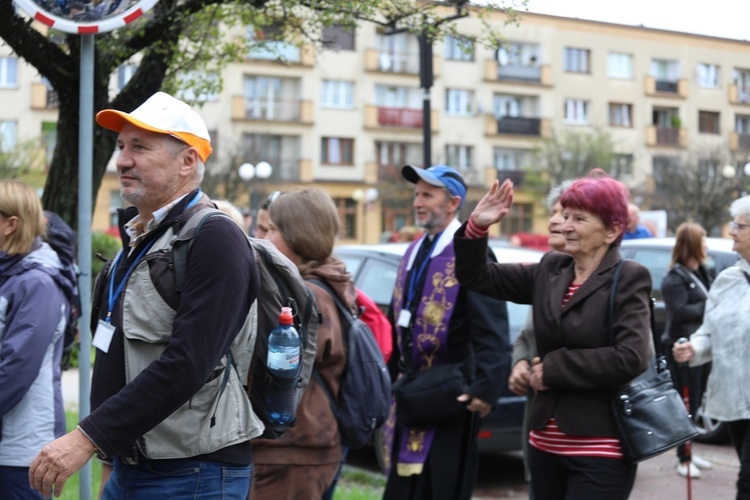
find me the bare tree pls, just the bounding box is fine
[638,147,750,235]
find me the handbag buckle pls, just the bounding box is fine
[619,394,633,415]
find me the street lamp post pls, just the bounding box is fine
[238,161,273,232]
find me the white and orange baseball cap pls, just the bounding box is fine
[96,92,212,162]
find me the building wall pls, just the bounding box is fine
[4,11,750,241]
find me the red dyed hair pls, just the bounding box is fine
[559,169,630,246]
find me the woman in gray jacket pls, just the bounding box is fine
[0,180,75,499]
[674,195,750,498]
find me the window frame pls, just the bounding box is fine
[564,99,590,125]
[563,47,590,74]
[321,137,355,166]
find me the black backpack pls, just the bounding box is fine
[43,211,81,371]
[171,207,320,439]
[307,279,392,450]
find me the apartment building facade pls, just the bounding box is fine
[3,10,750,241]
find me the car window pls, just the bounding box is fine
[356,258,399,307]
[621,249,672,295]
[338,255,364,277]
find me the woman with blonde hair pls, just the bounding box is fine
[662,222,714,478]
[0,180,76,499]
[251,187,354,499]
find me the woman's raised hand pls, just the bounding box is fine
[470,179,514,228]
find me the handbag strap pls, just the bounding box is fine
[607,259,662,359]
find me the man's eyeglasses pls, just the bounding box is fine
[730,221,750,231]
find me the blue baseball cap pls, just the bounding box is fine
[402,164,467,207]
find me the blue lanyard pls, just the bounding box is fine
[105,190,203,323]
[405,233,441,309]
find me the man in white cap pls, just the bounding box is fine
[30,92,261,498]
[383,165,510,500]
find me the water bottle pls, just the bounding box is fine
[266,306,301,425]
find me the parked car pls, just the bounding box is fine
[334,242,543,467]
[620,237,738,443]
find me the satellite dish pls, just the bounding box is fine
[13,0,157,34]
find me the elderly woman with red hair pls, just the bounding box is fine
[454,171,652,499]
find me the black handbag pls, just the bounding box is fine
[609,260,699,464]
[392,363,469,427]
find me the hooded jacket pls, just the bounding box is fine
[0,238,76,466]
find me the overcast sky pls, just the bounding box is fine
[525,0,750,42]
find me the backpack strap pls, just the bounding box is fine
[171,206,229,293]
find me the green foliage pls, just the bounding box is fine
[0,137,41,178]
[529,128,617,194]
[92,231,122,278]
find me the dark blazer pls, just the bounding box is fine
[661,264,713,345]
[454,223,652,437]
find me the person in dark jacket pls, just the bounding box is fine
[661,221,715,478]
[0,180,75,500]
[383,164,510,500]
[251,187,353,499]
[455,171,651,500]
[30,92,260,499]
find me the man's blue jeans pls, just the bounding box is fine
[103,457,252,499]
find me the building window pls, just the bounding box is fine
[444,144,473,170]
[0,57,18,88]
[564,99,590,125]
[177,70,220,102]
[500,203,532,235]
[563,48,590,74]
[493,148,525,171]
[696,63,720,88]
[444,35,474,61]
[737,114,750,134]
[0,120,17,152]
[321,137,354,165]
[609,103,633,127]
[607,52,633,79]
[322,26,355,51]
[246,24,300,62]
[333,197,357,238]
[610,154,634,178]
[117,64,137,91]
[321,80,354,109]
[41,121,57,168]
[445,89,473,116]
[699,111,720,134]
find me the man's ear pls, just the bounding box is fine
[179,148,200,178]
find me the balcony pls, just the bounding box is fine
[495,169,526,186]
[231,96,313,124]
[729,132,750,151]
[364,48,441,76]
[485,114,547,137]
[245,42,315,67]
[728,84,750,105]
[645,76,687,98]
[484,60,552,86]
[646,125,688,147]
[30,82,59,110]
[364,105,439,132]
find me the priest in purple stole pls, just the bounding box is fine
[383,165,510,500]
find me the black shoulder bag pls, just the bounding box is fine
[609,260,699,464]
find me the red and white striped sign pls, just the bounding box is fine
[13,0,158,35]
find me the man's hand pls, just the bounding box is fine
[29,428,98,498]
[470,179,514,228]
[529,357,549,393]
[457,394,493,418]
[508,359,532,396]
[672,340,695,364]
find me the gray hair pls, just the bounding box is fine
[546,180,575,211]
[730,195,750,219]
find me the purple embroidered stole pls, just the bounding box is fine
[383,240,461,476]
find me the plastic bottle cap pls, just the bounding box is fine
[279,307,294,325]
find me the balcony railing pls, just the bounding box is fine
[376,51,420,74]
[496,169,526,186]
[497,65,541,82]
[377,107,422,128]
[655,79,679,93]
[655,127,680,145]
[496,116,541,136]
[741,134,750,150]
[232,97,312,123]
